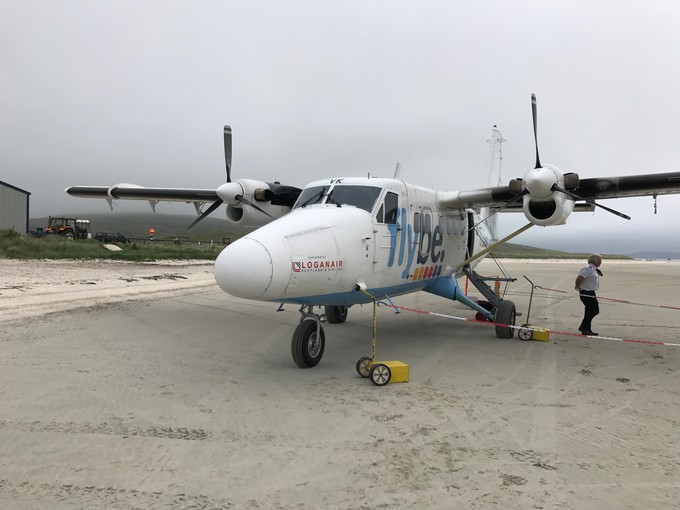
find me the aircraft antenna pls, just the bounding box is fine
[393,162,402,179]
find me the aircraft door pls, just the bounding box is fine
[466,211,475,264]
[373,190,401,273]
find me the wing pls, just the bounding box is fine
[440,96,680,226]
[439,171,680,209]
[66,126,303,228]
[67,181,303,229]
[575,172,680,200]
[66,185,219,202]
[438,170,680,227]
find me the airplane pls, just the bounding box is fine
[67,95,680,370]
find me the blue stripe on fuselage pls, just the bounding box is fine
[271,280,432,306]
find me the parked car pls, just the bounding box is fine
[94,232,129,243]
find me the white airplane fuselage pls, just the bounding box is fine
[214,177,490,306]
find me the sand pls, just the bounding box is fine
[1,258,679,509]
[0,259,215,323]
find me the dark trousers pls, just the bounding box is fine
[579,290,599,332]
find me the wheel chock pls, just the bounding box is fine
[518,324,550,342]
[530,328,550,342]
[357,358,409,385]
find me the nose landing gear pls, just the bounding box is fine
[291,305,326,368]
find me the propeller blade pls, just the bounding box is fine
[236,195,274,218]
[551,184,631,220]
[589,201,632,220]
[531,93,542,169]
[188,198,224,229]
[224,125,232,183]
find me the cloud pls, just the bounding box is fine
[2,1,679,252]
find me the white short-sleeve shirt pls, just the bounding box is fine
[578,264,600,291]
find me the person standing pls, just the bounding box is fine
[575,254,603,335]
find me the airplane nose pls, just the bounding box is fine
[214,238,273,299]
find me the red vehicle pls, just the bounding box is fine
[45,216,90,239]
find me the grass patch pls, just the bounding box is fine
[1,230,221,261]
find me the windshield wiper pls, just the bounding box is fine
[325,192,342,207]
[300,189,325,208]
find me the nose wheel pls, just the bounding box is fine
[291,319,325,368]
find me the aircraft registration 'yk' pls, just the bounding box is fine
[67,95,680,371]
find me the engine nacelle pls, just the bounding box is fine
[522,193,575,226]
[520,164,577,226]
[224,202,290,228]
[522,193,574,227]
[218,179,292,229]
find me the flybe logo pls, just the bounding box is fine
[386,208,445,279]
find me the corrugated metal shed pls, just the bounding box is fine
[0,181,31,233]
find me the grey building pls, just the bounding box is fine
[0,181,31,233]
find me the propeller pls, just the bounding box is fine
[224,125,232,183]
[188,125,272,229]
[531,93,541,169]
[526,94,630,220]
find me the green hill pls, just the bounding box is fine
[489,243,630,260]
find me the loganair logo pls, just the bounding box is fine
[386,207,446,280]
[292,257,343,273]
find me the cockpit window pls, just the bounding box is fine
[293,185,382,213]
[375,191,399,224]
[294,186,328,209]
[384,192,398,224]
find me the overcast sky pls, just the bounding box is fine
[2,1,680,253]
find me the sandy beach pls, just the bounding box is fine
[1,257,679,509]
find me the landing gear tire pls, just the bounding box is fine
[494,300,516,339]
[325,305,348,324]
[291,320,325,368]
[518,325,533,341]
[356,356,372,378]
[369,363,391,386]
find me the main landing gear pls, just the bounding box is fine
[494,300,517,339]
[291,305,349,368]
[462,266,517,339]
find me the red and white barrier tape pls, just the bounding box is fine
[534,285,680,311]
[381,303,680,348]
